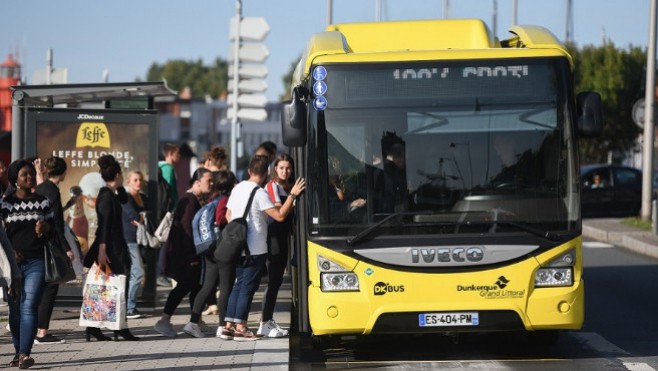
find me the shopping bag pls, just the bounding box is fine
[79,264,127,330]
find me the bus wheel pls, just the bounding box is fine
[527,330,560,346]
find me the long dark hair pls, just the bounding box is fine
[270,153,294,193]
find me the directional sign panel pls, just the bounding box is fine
[229,16,270,41]
[227,107,268,122]
[227,93,268,108]
[229,43,269,63]
[228,78,268,93]
[228,65,269,79]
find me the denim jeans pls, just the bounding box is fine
[8,258,45,356]
[127,243,144,311]
[224,254,267,324]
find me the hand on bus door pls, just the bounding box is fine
[291,177,306,198]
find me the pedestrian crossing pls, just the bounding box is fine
[583,241,615,249]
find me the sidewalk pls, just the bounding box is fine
[0,279,291,370]
[583,218,658,259]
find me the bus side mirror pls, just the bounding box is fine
[281,87,307,147]
[576,91,603,138]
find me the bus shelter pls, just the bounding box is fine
[10,82,176,307]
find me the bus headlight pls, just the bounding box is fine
[321,272,360,291]
[318,255,360,292]
[535,250,575,287]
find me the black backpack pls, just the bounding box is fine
[214,186,259,264]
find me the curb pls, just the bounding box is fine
[583,220,658,259]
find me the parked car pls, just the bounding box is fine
[581,164,642,218]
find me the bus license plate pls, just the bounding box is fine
[419,312,479,327]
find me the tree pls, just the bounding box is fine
[145,58,229,99]
[568,42,647,164]
[280,57,300,102]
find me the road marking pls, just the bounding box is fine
[571,332,629,355]
[624,363,657,371]
[583,241,615,249]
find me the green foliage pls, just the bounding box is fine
[145,58,229,99]
[280,57,300,102]
[568,42,646,164]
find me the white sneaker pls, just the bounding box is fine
[183,322,205,338]
[271,319,289,336]
[257,320,285,338]
[154,319,177,338]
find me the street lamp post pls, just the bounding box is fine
[642,0,657,221]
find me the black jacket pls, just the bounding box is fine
[84,186,129,275]
[35,179,70,253]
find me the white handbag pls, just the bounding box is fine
[154,211,173,244]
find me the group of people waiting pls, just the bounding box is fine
[0,140,303,368]
[153,141,304,340]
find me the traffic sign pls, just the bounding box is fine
[228,78,268,93]
[227,107,268,122]
[227,93,268,108]
[228,65,268,79]
[229,43,269,63]
[230,16,270,41]
[633,98,658,129]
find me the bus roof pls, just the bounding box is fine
[292,19,571,88]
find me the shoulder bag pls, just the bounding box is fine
[44,237,76,284]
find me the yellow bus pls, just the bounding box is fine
[281,19,602,346]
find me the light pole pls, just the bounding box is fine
[230,0,242,173]
[642,0,657,221]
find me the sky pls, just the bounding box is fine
[0,0,651,102]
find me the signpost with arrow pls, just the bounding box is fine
[228,0,270,172]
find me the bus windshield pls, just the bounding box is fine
[307,58,579,238]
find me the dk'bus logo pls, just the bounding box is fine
[374,282,405,296]
[76,122,110,148]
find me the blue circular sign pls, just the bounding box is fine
[313,66,327,81]
[313,81,327,96]
[313,96,328,111]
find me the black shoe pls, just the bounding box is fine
[9,354,19,367]
[34,334,65,344]
[126,309,143,319]
[114,329,140,341]
[18,354,34,369]
[85,327,111,342]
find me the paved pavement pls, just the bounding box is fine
[583,218,658,259]
[0,279,291,370]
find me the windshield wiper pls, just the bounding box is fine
[487,220,560,242]
[346,211,433,247]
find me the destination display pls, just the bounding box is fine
[319,59,564,109]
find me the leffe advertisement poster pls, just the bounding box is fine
[29,110,157,276]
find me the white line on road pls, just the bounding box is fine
[624,362,657,371]
[583,241,615,249]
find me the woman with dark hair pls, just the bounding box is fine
[34,156,74,344]
[1,159,53,368]
[182,170,236,337]
[82,155,139,341]
[154,167,214,338]
[257,153,295,338]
